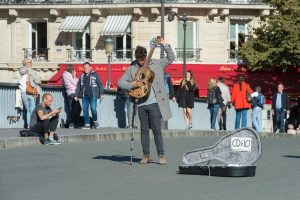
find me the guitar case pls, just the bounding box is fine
[179,128,262,177]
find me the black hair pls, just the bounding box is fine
[83,62,90,66]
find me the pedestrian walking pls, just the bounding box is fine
[251,86,265,133]
[271,83,290,133]
[231,76,253,129]
[176,70,196,130]
[62,64,81,128]
[74,62,104,129]
[207,78,223,130]
[217,77,231,130]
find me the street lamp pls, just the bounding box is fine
[160,0,165,59]
[104,38,113,89]
[167,10,188,76]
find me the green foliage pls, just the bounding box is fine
[239,0,300,71]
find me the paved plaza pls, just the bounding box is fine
[0,134,299,200]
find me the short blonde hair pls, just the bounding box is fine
[22,58,32,66]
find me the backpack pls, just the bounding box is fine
[257,94,265,108]
[208,89,217,104]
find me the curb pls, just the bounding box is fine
[1,130,299,149]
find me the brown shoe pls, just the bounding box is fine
[159,155,167,165]
[139,155,150,164]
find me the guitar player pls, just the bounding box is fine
[118,38,175,165]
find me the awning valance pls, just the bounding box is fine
[100,15,132,35]
[59,16,91,32]
[229,15,255,21]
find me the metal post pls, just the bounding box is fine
[107,55,111,89]
[160,0,165,59]
[183,17,187,76]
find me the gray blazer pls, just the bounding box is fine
[118,44,175,121]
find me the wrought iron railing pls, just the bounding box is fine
[67,49,93,62]
[0,0,265,5]
[111,49,134,63]
[175,48,201,62]
[227,49,248,64]
[23,48,49,62]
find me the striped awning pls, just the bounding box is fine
[229,15,254,21]
[100,15,132,35]
[59,16,91,32]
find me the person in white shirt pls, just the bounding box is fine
[217,77,231,130]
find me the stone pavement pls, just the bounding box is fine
[0,135,299,200]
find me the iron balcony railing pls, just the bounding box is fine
[111,49,134,63]
[227,49,248,64]
[175,48,201,62]
[0,0,265,5]
[67,49,93,62]
[23,48,49,62]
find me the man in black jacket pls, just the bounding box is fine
[272,83,290,133]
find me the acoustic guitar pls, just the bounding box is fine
[128,36,160,98]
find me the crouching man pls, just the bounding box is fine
[29,93,62,145]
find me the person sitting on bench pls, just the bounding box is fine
[29,93,62,145]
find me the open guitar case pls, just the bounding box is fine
[179,128,262,177]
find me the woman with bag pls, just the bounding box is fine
[176,70,196,130]
[230,76,253,129]
[62,64,80,128]
[207,78,223,130]
[18,67,38,129]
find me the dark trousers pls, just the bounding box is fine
[275,109,286,133]
[219,109,227,130]
[138,103,164,156]
[30,116,59,135]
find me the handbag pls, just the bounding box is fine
[246,84,253,103]
[26,81,38,95]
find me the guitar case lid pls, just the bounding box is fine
[179,128,262,177]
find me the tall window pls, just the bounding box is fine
[112,26,132,62]
[71,25,91,61]
[177,21,198,61]
[229,22,247,61]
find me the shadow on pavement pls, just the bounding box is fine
[93,155,140,165]
[283,155,300,159]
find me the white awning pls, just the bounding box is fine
[229,15,255,21]
[59,16,91,32]
[100,15,132,35]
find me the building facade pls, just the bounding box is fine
[0,0,270,84]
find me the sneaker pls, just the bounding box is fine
[82,124,90,130]
[49,139,61,145]
[44,138,51,145]
[159,155,167,165]
[185,125,190,130]
[68,123,74,129]
[139,155,150,164]
[93,121,100,129]
[189,123,192,129]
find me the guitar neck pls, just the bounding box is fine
[143,44,156,68]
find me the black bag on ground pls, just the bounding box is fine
[19,130,40,137]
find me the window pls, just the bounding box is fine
[112,26,132,62]
[229,22,247,62]
[71,25,91,61]
[177,21,199,61]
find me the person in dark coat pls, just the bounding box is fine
[271,83,290,133]
[176,70,196,130]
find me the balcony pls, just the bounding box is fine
[67,49,93,62]
[175,48,201,62]
[111,49,134,63]
[23,48,49,62]
[227,49,248,64]
[0,0,265,5]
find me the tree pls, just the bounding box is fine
[239,0,300,71]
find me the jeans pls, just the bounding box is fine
[21,93,35,128]
[235,109,248,129]
[252,107,262,132]
[275,109,286,133]
[30,116,59,134]
[82,96,98,125]
[209,104,220,129]
[138,103,164,156]
[63,91,72,125]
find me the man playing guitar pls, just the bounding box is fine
[118,38,175,165]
